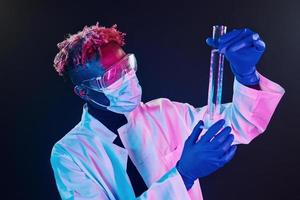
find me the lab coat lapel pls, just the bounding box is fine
[118,109,165,187]
[81,105,136,199]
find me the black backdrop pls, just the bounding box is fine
[7,0,299,199]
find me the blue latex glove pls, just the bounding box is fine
[206,28,266,85]
[176,119,237,190]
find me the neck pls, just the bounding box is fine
[87,103,128,133]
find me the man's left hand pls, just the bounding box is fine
[206,28,266,86]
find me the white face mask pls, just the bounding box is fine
[101,72,142,114]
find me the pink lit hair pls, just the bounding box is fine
[53,22,126,76]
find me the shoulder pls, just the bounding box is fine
[141,98,188,110]
[129,98,194,121]
[136,98,195,114]
[50,122,92,162]
[131,98,173,116]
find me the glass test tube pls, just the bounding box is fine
[207,25,227,122]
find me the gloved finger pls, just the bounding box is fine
[230,44,264,59]
[221,145,237,164]
[254,39,266,52]
[217,134,235,152]
[218,29,243,44]
[200,119,225,143]
[207,29,246,49]
[206,28,241,48]
[219,28,254,53]
[187,120,204,145]
[226,33,260,53]
[210,126,232,145]
[206,37,218,49]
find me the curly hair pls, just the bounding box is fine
[53,22,126,76]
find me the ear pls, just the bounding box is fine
[74,85,88,100]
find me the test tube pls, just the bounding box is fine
[207,25,227,121]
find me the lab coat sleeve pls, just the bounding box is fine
[50,146,110,200]
[227,72,285,144]
[136,166,191,200]
[174,72,285,144]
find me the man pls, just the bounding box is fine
[50,23,285,200]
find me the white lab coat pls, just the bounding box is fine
[51,73,285,200]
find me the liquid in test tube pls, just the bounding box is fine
[207,25,227,123]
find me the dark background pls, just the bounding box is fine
[6,0,299,199]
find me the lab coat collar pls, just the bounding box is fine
[121,101,143,122]
[80,103,118,143]
[80,102,142,144]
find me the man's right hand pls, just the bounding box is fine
[176,119,237,189]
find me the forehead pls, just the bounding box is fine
[68,42,126,85]
[99,42,126,69]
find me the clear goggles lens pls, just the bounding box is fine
[81,54,137,90]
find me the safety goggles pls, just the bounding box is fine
[80,54,137,91]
